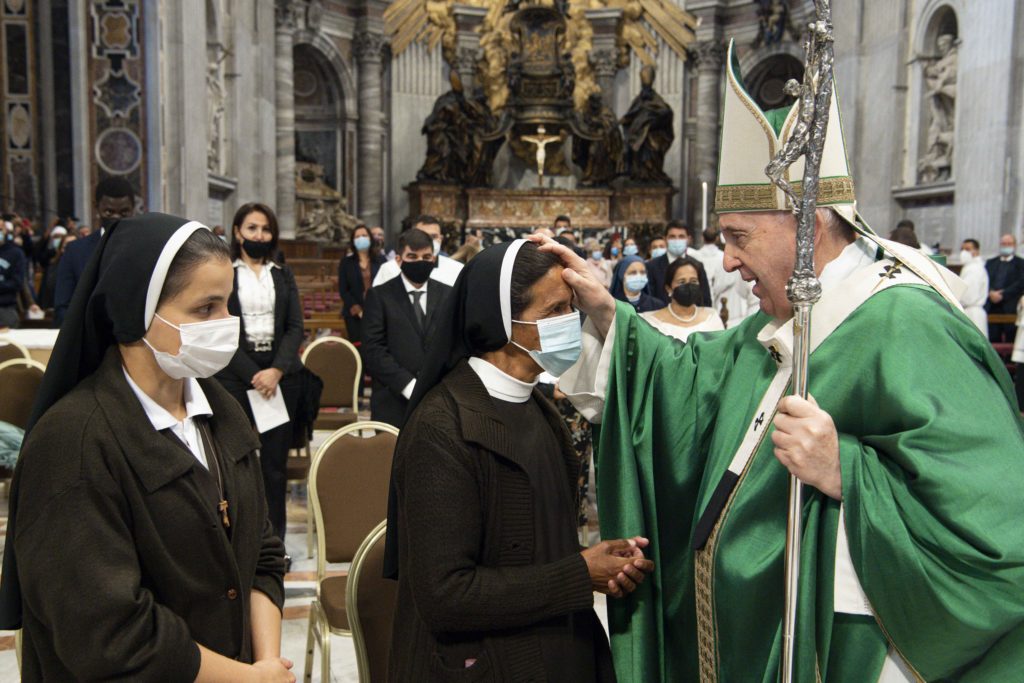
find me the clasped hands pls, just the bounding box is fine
[772,395,843,500]
[582,537,655,598]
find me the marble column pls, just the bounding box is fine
[590,48,619,109]
[354,31,387,227]
[454,47,479,89]
[274,1,297,237]
[694,40,725,215]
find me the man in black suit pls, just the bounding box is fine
[645,220,711,306]
[362,228,452,427]
[53,176,137,325]
[986,233,1024,342]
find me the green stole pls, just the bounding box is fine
[594,256,1024,682]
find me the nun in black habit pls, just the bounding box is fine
[0,214,293,682]
[384,239,654,683]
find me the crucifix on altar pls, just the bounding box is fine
[520,125,562,187]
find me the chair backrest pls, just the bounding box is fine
[302,335,360,410]
[347,521,396,683]
[0,339,30,364]
[309,421,398,572]
[0,359,46,429]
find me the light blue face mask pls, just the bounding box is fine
[591,250,603,261]
[651,247,667,259]
[625,273,648,292]
[1000,246,1015,257]
[667,238,688,257]
[354,235,371,252]
[623,244,639,257]
[512,310,582,377]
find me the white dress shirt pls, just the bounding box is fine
[399,275,429,400]
[402,274,429,315]
[122,367,214,469]
[234,259,277,344]
[373,254,463,288]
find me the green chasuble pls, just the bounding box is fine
[588,259,1024,681]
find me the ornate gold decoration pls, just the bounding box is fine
[715,177,856,213]
[385,0,697,104]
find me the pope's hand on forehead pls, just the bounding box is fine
[530,233,617,337]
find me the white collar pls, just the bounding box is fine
[233,258,278,271]
[122,366,213,432]
[401,273,427,293]
[467,356,537,403]
[817,237,876,294]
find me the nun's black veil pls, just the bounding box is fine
[382,240,523,579]
[0,212,204,628]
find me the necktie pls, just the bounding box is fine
[411,290,426,329]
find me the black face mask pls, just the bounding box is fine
[242,239,273,260]
[401,259,434,285]
[671,283,701,307]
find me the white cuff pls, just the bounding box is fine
[401,379,416,400]
[559,310,617,423]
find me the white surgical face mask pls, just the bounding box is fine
[651,247,667,259]
[433,239,442,256]
[959,249,973,264]
[511,310,582,378]
[143,313,240,379]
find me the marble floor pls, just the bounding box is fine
[0,429,608,682]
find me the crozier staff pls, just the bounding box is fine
[0,214,293,682]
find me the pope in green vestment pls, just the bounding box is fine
[554,41,1024,683]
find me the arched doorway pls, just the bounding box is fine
[293,43,354,239]
[294,44,345,196]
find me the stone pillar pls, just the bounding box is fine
[354,31,387,227]
[454,47,479,89]
[274,1,297,237]
[585,8,622,108]
[590,49,619,109]
[694,40,725,215]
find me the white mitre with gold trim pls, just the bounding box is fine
[715,39,856,224]
[714,39,967,306]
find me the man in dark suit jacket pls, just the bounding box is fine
[985,233,1024,342]
[54,176,137,325]
[645,220,711,306]
[362,228,451,427]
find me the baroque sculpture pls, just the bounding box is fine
[417,70,474,184]
[417,71,506,186]
[918,33,957,184]
[573,93,624,186]
[621,65,674,185]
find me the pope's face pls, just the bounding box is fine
[720,212,796,318]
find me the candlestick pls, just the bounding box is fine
[702,181,708,233]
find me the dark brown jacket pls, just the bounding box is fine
[13,347,286,681]
[388,360,613,682]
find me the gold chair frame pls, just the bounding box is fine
[304,420,398,683]
[298,335,364,558]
